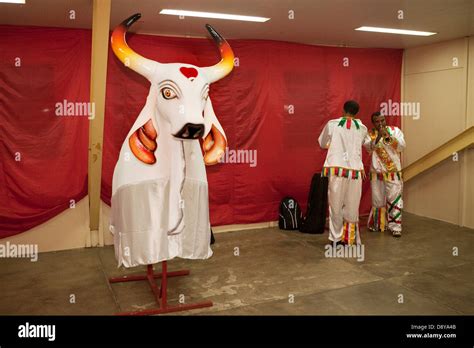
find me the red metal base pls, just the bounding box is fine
[109,261,213,316]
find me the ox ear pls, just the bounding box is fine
[202,97,227,166]
[128,119,158,164]
[127,85,160,165]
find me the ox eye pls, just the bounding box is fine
[161,88,177,100]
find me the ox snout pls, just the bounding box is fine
[174,123,205,139]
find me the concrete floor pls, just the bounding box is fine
[0,212,473,315]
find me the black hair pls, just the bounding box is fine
[371,111,382,123]
[343,100,360,116]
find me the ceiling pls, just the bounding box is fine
[1,0,473,48]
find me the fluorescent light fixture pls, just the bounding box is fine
[355,26,436,36]
[160,9,270,22]
[0,0,25,3]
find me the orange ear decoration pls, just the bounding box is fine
[202,125,227,165]
[129,119,158,164]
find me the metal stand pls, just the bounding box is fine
[109,261,213,315]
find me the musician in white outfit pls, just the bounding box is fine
[363,112,406,237]
[318,101,368,246]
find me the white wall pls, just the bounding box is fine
[403,37,474,228]
[2,197,90,252]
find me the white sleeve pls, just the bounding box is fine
[393,127,406,152]
[363,132,374,152]
[318,122,332,149]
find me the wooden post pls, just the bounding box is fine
[88,0,111,246]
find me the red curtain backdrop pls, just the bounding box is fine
[0,26,90,238]
[102,33,402,226]
[0,27,401,237]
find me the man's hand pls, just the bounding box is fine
[375,133,382,144]
[375,128,384,144]
[375,126,388,144]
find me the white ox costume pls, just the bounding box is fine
[319,117,368,245]
[109,14,234,268]
[363,126,405,233]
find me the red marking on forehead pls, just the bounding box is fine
[180,67,198,79]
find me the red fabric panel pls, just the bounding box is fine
[102,33,402,227]
[0,26,90,238]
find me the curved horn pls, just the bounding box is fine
[202,24,235,83]
[111,13,157,80]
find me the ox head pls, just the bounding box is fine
[111,13,234,165]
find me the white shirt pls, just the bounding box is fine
[318,117,368,171]
[363,126,405,173]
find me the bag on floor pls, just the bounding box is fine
[278,197,302,230]
[299,173,328,234]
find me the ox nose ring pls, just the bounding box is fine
[174,123,205,139]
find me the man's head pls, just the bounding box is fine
[343,100,360,117]
[371,111,387,130]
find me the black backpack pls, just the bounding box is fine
[279,197,302,230]
[299,173,329,234]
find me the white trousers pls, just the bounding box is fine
[328,176,362,245]
[369,178,403,232]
